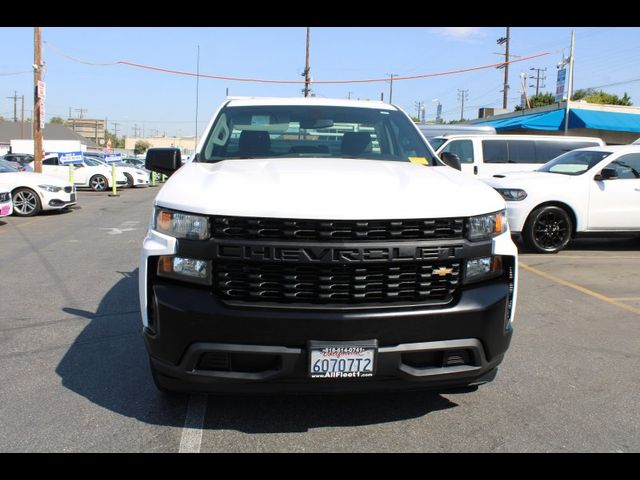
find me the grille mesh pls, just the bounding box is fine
[212,216,464,242]
[214,261,461,305]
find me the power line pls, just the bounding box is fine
[45,41,551,85]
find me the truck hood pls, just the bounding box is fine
[154,158,505,219]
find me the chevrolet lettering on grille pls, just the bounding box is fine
[215,244,461,263]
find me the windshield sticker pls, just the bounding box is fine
[409,157,429,165]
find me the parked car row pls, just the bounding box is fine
[0,153,160,218]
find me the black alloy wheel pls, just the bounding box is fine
[524,205,573,254]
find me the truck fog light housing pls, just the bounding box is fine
[464,256,502,284]
[157,255,212,285]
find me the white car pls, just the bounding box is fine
[27,156,127,192]
[0,188,12,218]
[83,156,149,188]
[485,145,640,253]
[0,159,77,216]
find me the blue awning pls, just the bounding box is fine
[475,108,640,133]
[570,109,640,133]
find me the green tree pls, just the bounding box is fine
[572,88,632,106]
[134,140,151,155]
[49,116,65,124]
[515,92,556,111]
[105,130,125,149]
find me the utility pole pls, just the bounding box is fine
[7,91,18,122]
[132,124,139,138]
[33,27,43,173]
[112,122,120,146]
[529,67,547,96]
[414,101,425,123]
[75,108,87,119]
[347,91,353,100]
[21,95,25,139]
[457,89,469,121]
[303,27,311,97]
[497,27,510,110]
[386,73,397,104]
[564,30,576,135]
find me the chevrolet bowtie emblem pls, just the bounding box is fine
[433,266,454,276]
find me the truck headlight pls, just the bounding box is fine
[157,255,212,285]
[464,256,503,284]
[38,184,62,192]
[154,208,209,240]
[466,210,506,241]
[495,188,527,201]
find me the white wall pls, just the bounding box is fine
[10,140,86,155]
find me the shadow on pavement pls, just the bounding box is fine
[564,236,639,252]
[56,269,463,432]
[516,235,639,254]
[203,391,459,434]
[56,269,187,427]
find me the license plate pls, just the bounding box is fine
[309,341,377,379]
[70,194,76,202]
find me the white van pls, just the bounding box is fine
[431,134,605,177]
[418,124,496,142]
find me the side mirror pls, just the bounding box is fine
[594,167,618,181]
[145,148,181,176]
[440,151,462,171]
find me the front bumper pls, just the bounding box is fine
[140,229,517,393]
[145,278,513,394]
[42,191,77,211]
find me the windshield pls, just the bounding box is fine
[429,137,448,151]
[538,149,613,175]
[0,159,19,173]
[83,157,104,167]
[200,104,437,165]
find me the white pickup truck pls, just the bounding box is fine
[140,97,518,394]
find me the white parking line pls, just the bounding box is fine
[178,394,208,453]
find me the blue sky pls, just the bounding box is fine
[1,26,639,138]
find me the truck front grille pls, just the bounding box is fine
[214,261,461,305]
[212,216,464,242]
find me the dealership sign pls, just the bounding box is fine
[58,151,84,165]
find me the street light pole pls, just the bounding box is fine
[564,30,575,135]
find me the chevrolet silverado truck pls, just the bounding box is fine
[141,97,518,394]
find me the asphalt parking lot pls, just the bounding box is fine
[0,186,638,452]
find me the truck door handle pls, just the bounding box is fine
[474,166,478,175]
